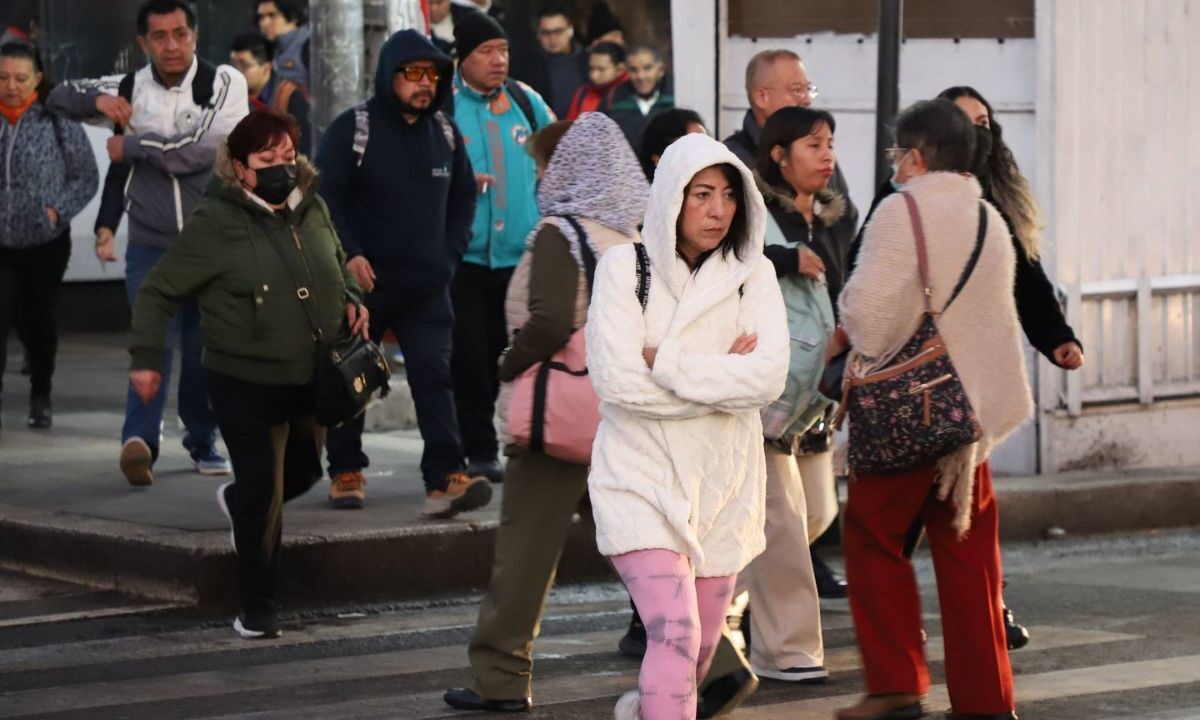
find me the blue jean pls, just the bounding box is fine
[122,242,218,459]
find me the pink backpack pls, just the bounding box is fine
[505,217,602,465]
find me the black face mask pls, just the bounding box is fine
[971,124,994,189]
[251,163,298,205]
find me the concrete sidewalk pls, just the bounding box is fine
[2,334,1199,610]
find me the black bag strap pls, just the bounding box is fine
[558,215,596,298]
[247,211,325,341]
[946,202,988,309]
[633,242,650,311]
[505,78,539,131]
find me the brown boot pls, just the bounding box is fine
[424,471,492,519]
[329,470,366,509]
[835,694,928,720]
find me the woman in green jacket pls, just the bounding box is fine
[128,108,365,639]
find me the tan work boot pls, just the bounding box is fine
[329,470,366,509]
[120,437,154,487]
[835,694,928,720]
[424,471,493,519]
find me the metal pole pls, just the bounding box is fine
[309,0,366,149]
[875,0,902,188]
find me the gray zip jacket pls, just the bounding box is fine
[47,57,248,248]
[0,103,99,249]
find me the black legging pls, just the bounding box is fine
[0,231,71,398]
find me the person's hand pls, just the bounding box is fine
[825,326,849,362]
[798,248,826,280]
[475,173,496,194]
[346,256,376,294]
[347,302,370,339]
[96,94,133,127]
[1053,341,1084,370]
[44,207,59,225]
[129,370,162,404]
[95,228,116,262]
[728,333,757,355]
[107,135,125,163]
[642,346,658,369]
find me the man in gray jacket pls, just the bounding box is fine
[48,0,248,486]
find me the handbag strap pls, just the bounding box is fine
[249,211,326,341]
[899,193,988,316]
[559,215,597,299]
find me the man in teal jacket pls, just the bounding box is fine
[450,12,555,482]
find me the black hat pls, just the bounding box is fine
[587,2,624,43]
[454,11,507,61]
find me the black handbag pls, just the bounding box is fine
[255,214,391,427]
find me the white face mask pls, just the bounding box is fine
[890,168,904,191]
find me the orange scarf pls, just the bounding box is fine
[0,93,37,126]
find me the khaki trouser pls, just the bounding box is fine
[734,442,825,670]
[468,450,590,699]
[798,450,838,543]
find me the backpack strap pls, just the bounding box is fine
[433,110,457,153]
[272,79,299,114]
[352,102,370,167]
[558,215,595,298]
[633,242,650,312]
[191,58,217,108]
[505,78,539,131]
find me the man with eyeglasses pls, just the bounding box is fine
[314,30,487,517]
[517,6,586,120]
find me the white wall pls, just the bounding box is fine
[65,124,129,282]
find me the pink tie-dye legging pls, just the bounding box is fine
[611,549,738,720]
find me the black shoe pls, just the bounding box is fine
[233,612,280,639]
[618,616,647,659]
[28,395,51,429]
[467,459,504,484]
[740,605,752,656]
[813,553,848,599]
[698,666,759,719]
[443,687,531,713]
[1004,607,1030,650]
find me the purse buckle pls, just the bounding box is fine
[297,287,311,300]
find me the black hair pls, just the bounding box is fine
[640,107,704,180]
[231,31,273,64]
[137,0,197,36]
[756,106,836,191]
[894,99,976,174]
[536,6,572,23]
[0,41,53,103]
[256,0,307,25]
[626,44,662,63]
[677,163,751,265]
[6,0,38,32]
[937,85,1043,259]
[588,41,625,66]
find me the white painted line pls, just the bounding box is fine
[0,603,183,629]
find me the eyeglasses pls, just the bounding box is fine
[399,66,439,82]
[537,26,571,37]
[768,82,819,100]
[885,147,911,164]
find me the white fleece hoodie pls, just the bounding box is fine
[586,133,789,578]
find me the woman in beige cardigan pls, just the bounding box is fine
[833,100,1032,720]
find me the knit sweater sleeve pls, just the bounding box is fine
[839,195,922,361]
[586,245,712,419]
[498,226,579,382]
[649,257,789,412]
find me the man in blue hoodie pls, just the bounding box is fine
[316,30,490,518]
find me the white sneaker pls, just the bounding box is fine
[749,663,829,683]
[613,690,640,720]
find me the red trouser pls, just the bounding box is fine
[844,461,1014,714]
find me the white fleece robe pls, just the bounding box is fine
[586,133,790,578]
[839,172,1034,535]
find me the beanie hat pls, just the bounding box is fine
[454,11,507,61]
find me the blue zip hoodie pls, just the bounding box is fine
[316,30,476,296]
[452,71,554,269]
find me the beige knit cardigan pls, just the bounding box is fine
[838,172,1034,535]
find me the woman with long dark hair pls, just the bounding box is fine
[0,41,99,430]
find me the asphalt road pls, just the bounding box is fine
[1,529,1199,719]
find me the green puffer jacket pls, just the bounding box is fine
[129,151,361,385]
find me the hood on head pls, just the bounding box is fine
[536,112,648,235]
[374,29,454,117]
[642,132,767,297]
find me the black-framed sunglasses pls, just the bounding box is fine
[398,66,439,82]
